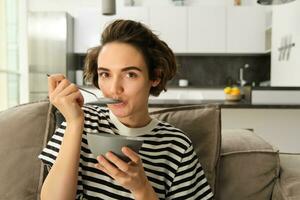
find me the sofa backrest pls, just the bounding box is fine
[0,101,221,199]
[0,101,55,200]
[150,105,221,195]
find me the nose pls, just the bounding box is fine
[109,76,124,96]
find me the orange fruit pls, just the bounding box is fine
[230,87,240,95]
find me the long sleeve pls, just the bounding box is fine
[166,144,214,200]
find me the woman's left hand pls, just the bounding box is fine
[94,147,155,198]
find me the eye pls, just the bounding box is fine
[126,72,138,78]
[98,72,109,78]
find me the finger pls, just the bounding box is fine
[58,83,79,97]
[60,84,84,107]
[77,92,84,107]
[97,155,125,178]
[48,74,65,94]
[51,79,71,99]
[65,90,84,106]
[94,163,110,175]
[122,147,141,164]
[105,151,130,173]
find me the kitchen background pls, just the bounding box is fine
[3,0,299,104]
[1,0,300,152]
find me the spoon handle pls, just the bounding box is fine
[46,74,120,104]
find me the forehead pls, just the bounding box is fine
[97,42,147,70]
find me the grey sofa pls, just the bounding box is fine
[0,100,299,200]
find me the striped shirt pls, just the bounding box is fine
[39,105,213,200]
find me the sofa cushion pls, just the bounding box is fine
[272,153,300,200]
[218,129,280,200]
[0,101,56,200]
[150,105,221,195]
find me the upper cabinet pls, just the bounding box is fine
[188,6,226,53]
[149,7,187,53]
[74,8,148,53]
[271,0,300,86]
[227,7,266,53]
[74,9,108,53]
[74,6,268,54]
[116,7,149,25]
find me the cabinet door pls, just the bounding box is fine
[188,6,226,53]
[271,0,300,86]
[149,7,187,53]
[227,7,266,53]
[74,8,149,53]
[75,9,101,53]
[116,7,149,24]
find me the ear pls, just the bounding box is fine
[151,79,161,87]
[151,68,162,87]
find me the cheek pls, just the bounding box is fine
[98,81,109,94]
[130,82,152,98]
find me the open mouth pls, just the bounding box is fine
[108,99,125,106]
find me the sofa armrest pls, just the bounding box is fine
[217,129,279,200]
[272,153,300,200]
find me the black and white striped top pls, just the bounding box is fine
[39,105,213,200]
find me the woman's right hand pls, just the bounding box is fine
[48,74,84,124]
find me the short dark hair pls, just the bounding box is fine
[84,19,177,96]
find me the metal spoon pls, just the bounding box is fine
[46,74,121,104]
[77,87,122,104]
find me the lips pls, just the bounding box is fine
[109,100,126,107]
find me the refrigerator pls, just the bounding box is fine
[28,12,75,102]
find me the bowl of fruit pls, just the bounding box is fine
[224,86,241,101]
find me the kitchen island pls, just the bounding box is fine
[148,98,300,109]
[146,99,300,154]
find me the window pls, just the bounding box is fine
[0,0,20,111]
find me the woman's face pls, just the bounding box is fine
[97,42,158,121]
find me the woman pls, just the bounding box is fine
[39,19,213,200]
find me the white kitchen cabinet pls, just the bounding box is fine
[116,7,149,24]
[74,9,111,53]
[74,8,149,53]
[271,0,300,86]
[187,6,226,53]
[74,6,269,54]
[149,7,188,53]
[227,6,266,53]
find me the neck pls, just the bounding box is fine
[118,108,152,128]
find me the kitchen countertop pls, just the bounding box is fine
[166,86,300,90]
[87,99,300,109]
[147,99,300,109]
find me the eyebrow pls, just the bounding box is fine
[97,66,142,72]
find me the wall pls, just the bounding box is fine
[75,53,270,88]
